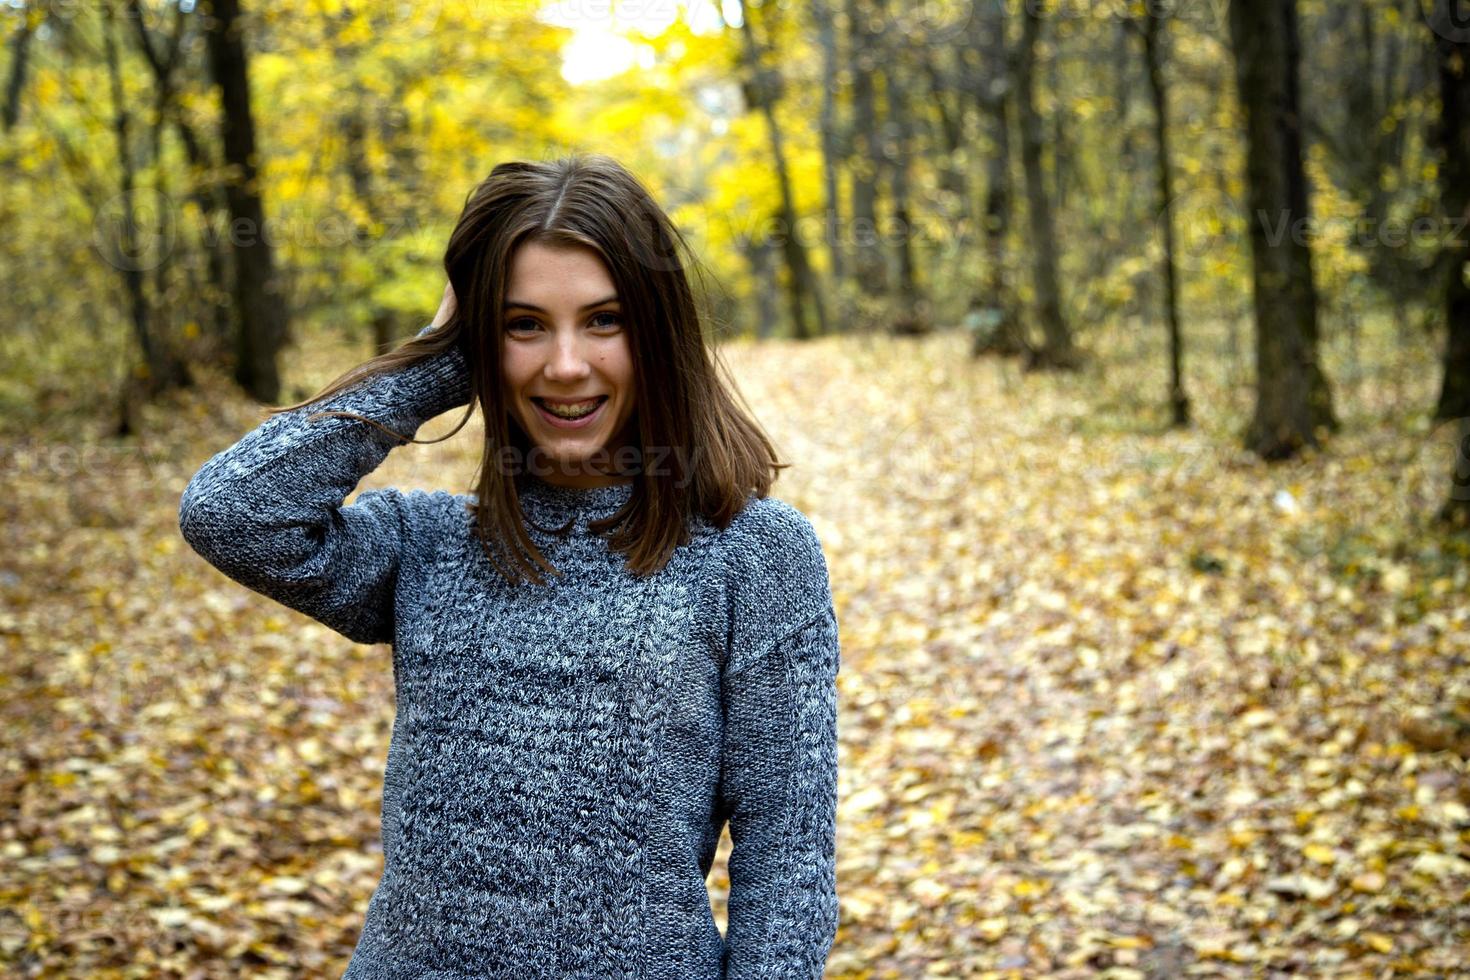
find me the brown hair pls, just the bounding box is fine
[264,154,788,586]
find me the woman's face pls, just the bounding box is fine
[501,240,637,488]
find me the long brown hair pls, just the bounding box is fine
[264,154,789,586]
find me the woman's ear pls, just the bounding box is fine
[430,281,458,330]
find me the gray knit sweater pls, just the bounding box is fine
[176,330,840,978]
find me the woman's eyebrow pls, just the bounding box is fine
[503,295,620,313]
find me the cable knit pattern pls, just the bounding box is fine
[176,327,841,978]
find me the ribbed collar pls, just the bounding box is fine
[514,471,636,531]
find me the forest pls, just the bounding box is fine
[2,0,1469,975]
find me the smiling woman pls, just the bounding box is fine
[499,240,638,487]
[176,154,842,979]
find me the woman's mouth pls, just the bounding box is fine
[532,396,608,429]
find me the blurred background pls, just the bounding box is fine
[2,0,1469,975]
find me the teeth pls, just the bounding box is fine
[541,398,600,419]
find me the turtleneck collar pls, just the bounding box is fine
[514,471,636,532]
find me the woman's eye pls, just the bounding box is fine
[590,312,622,330]
[506,318,539,333]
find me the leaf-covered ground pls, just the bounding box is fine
[3,323,1468,977]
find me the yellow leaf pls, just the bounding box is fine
[1363,932,1394,953]
[1303,843,1336,865]
[1350,871,1385,893]
[1105,935,1152,949]
[262,876,309,895]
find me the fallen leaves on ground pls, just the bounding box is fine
[2,326,1468,977]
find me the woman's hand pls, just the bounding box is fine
[429,281,457,330]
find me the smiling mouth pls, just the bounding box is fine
[532,396,608,421]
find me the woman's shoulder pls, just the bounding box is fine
[705,493,833,673]
[715,493,827,566]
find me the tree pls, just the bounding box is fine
[1128,9,1190,427]
[1304,0,1439,315]
[203,0,288,401]
[846,0,887,320]
[733,0,829,340]
[1228,0,1338,459]
[810,0,846,291]
[1016,3,1080,370]
[100,0,192,431]
[1427,0,1470,526]
[127,0,234,351]
[3,4,38,132]
[967,1,1027,359]
[874,0,927,336]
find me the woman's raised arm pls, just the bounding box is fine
[177,320,471,645]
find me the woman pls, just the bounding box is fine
[177,155,840,978]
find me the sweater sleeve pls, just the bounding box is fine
[717,504,841,977]
[177,324,471,646]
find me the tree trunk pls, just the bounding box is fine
[341,94,397,353]
[3,6,37,132]
[1281,0,1338,434]
[1228,0,1336,459]
[1429,0,1470,525]
[101,2,190,426]
[1431,0,1470,424]
[1049,30,1066,212]
[204,0,287,402]
[128,0,235,352]
[970,3,1027,357]
[1016,5,1080,369]
[921,50,968,221]
[811,0,846,288]
[878,2,927,336]
[741,233,781,341]
[1140,14,1190,427]
[734,0,828,340]
[846,0,887,311]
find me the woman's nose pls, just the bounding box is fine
[543,329,592,380]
